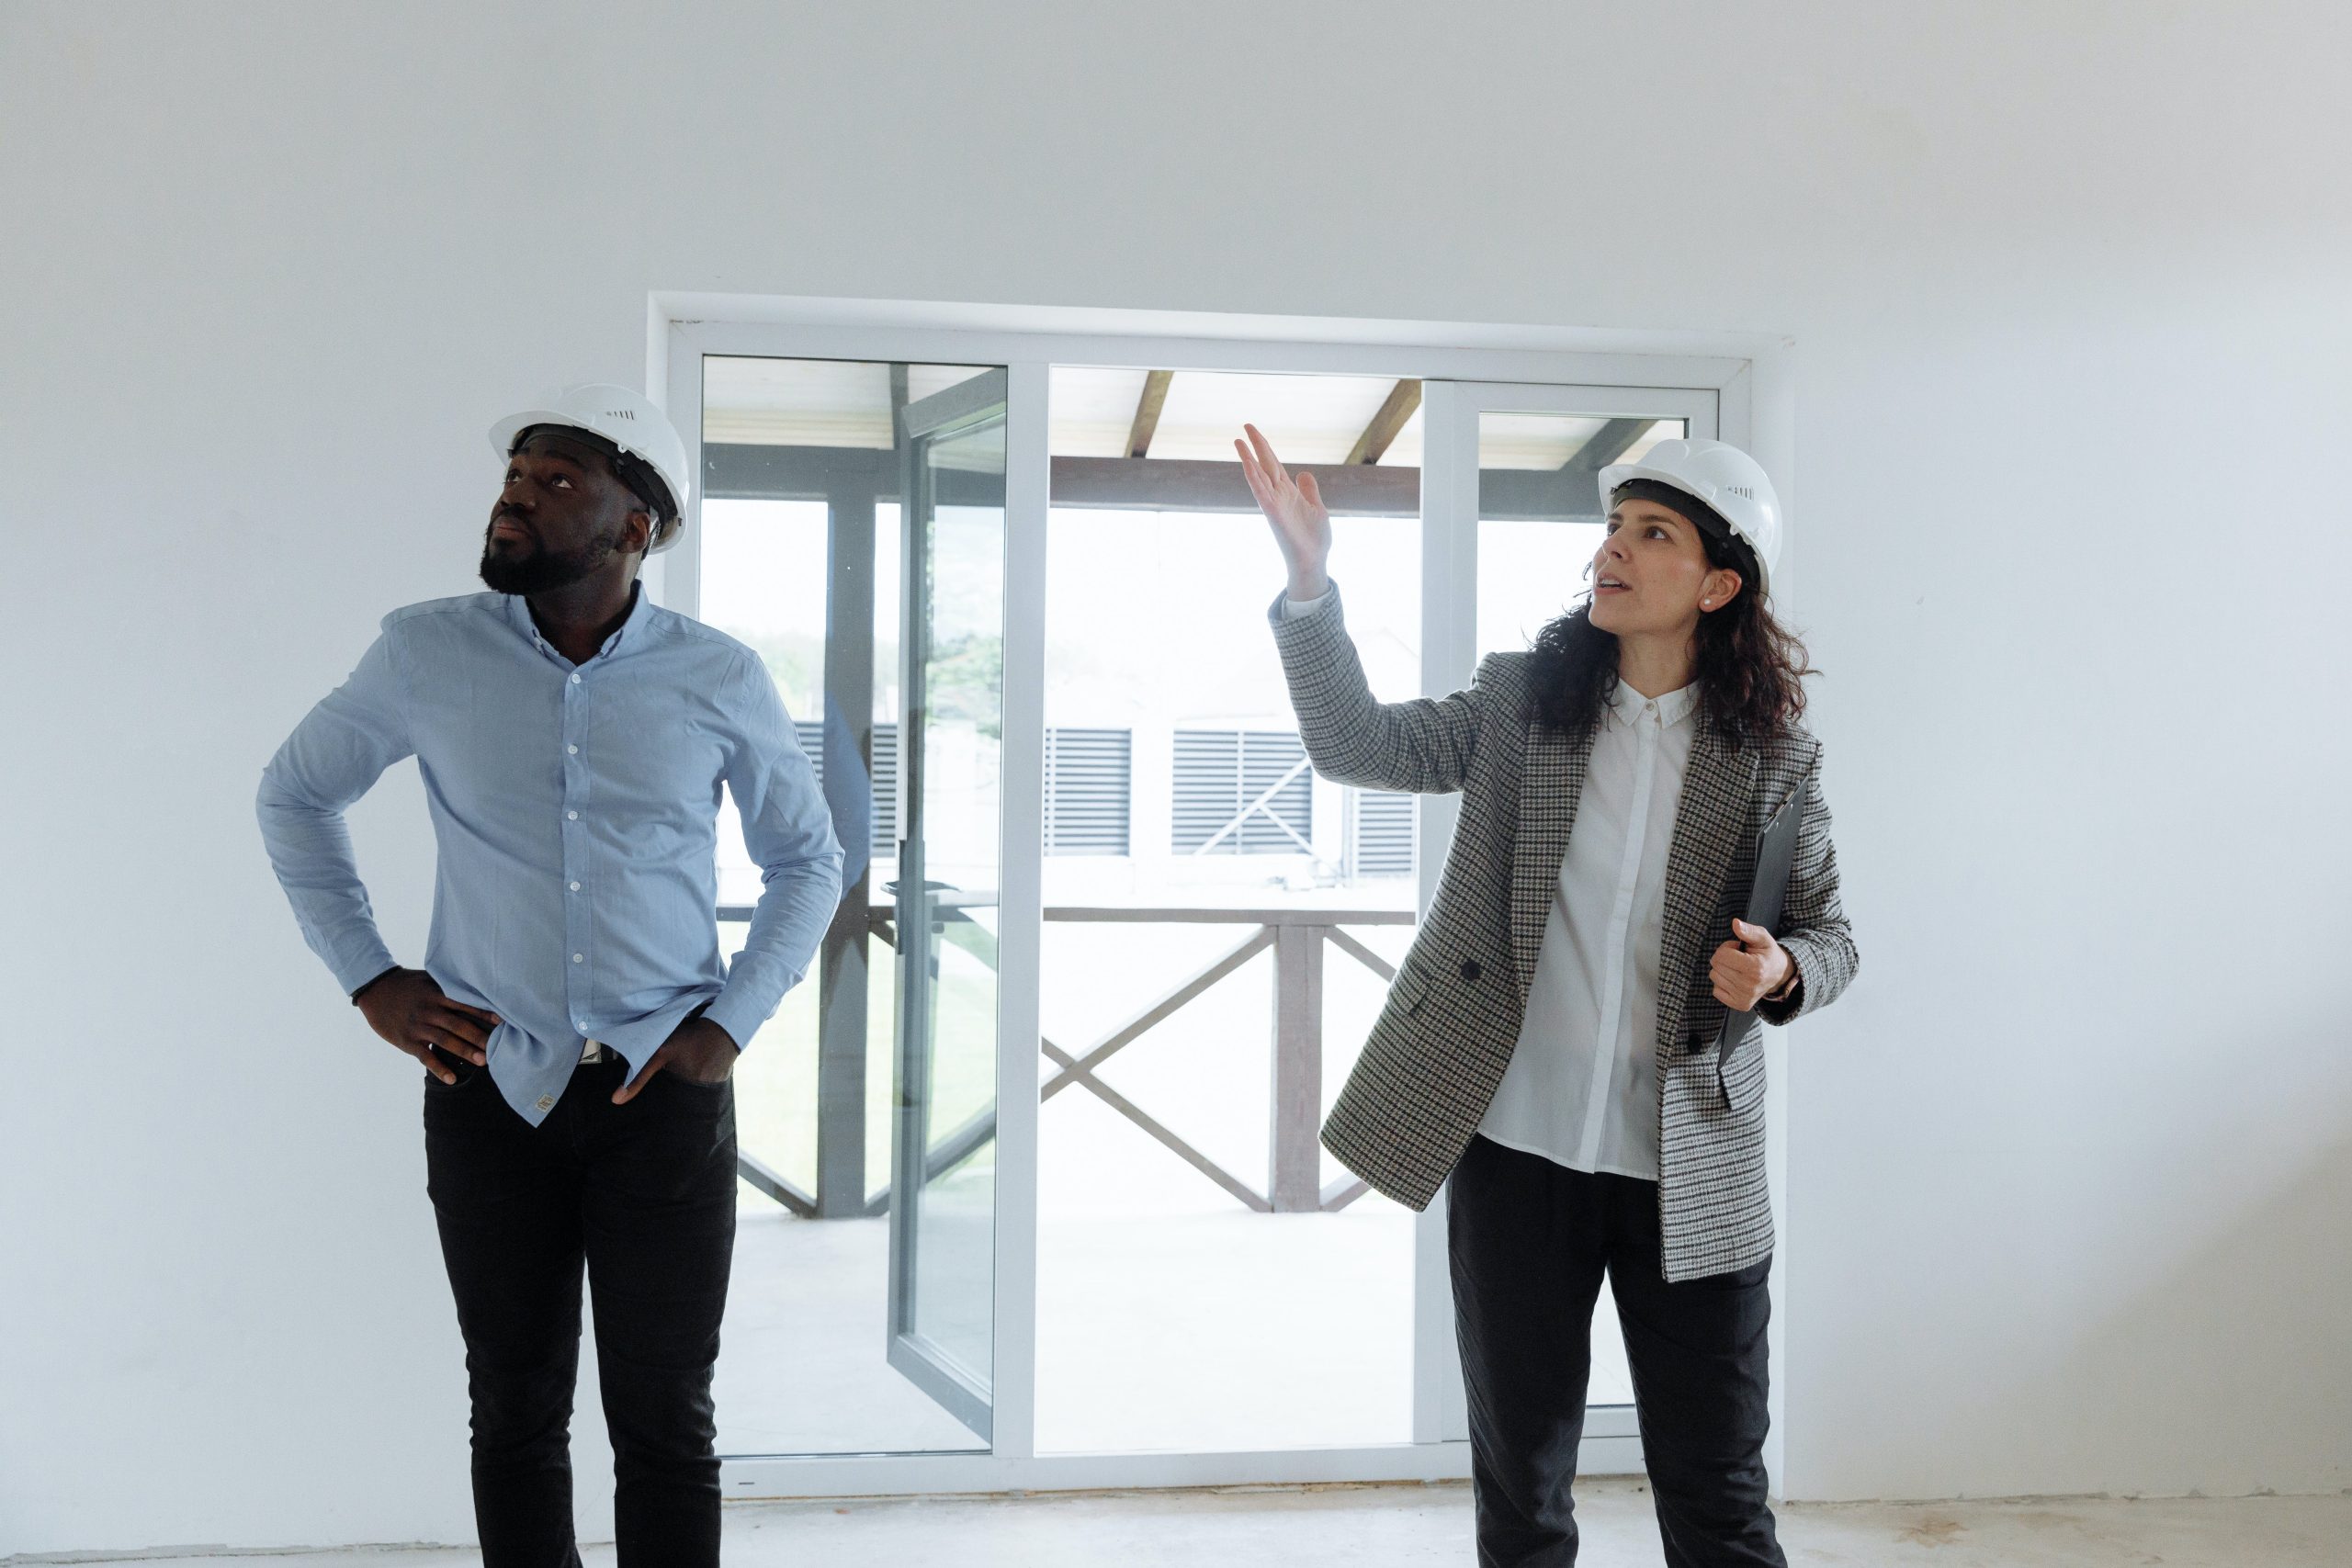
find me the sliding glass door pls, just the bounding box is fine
[888,370,1012,1440]
[665,312,1736,1495]
[1413,379,1719,1448]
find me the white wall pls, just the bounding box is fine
[5,0,2349,1551]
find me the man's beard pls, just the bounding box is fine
[479,526,621,595]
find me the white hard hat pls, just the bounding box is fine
[488,383,694,555]
[1599,436,1781,595]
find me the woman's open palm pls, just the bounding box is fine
[1236,423,1332,595]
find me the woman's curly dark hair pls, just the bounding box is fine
[1525,527,1815,750]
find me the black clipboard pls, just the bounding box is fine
[1713,778,1809,1052]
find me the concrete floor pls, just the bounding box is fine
[718,1200,1433,1455]
[719,1197,1642,1456]
[35,1483,2352,1567]
[718,1140,1637,1454]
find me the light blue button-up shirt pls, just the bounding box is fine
[257,584,843,1124]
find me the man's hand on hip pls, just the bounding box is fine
[355,967,501,1084]
[614,1014,740,1103]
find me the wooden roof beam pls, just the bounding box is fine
[1125,369,1175,458]
[1344,378,1422,466]
[1565,417,1656,475]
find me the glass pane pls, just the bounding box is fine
[1476,415,1684,662]
[900,409,1007,1395]
[697,355,991,1457]
[701,501,831,1198]
[1033,367,1419,1454]
[1475,409,1687,1406]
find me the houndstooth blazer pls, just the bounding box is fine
[1271,586,1859,1281]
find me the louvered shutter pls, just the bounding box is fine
[1348,788,1415,878]
[794,717,899,857]
[1172,728,1312,855]
[1043,727,1132,855]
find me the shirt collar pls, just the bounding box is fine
[505,580,652,664]
[1609,677,1699,729]
[603,580,653,654]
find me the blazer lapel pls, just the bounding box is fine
[1510,716,1589,1009]
[1655,725,1759,1047]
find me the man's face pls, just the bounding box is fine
[479,429,649,595]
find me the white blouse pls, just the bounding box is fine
[1476,679,1697,1180]
[1282,587,1699,1180]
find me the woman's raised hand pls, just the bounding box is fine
[1236,423,1333,601]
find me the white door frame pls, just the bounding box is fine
[654,299,1782,1501]
[1413,378,1721,1451]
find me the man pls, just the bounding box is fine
[256,384,842,1563]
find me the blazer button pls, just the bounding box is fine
[1459,960,1481,982]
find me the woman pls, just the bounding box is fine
[1238,423,1857,1568]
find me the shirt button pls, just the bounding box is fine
[570,672,582,684]
[567,744,579,755]
[569,880,582,892]
[572,953,584,964]
[567,810,579,820]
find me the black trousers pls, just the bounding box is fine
[422,1053,737,1568]
[1448,1135,1782,1568]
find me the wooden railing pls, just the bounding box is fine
[724,903,1414,1217]
[1033,906,1413,1213]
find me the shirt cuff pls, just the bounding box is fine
[331,938,402,1002]
[700,987,767,1053]
[1279,587,1334,620]
[1757,944,1809,1023]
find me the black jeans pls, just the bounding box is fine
[423,1053,737,1567]
[1448,1135,1782,1568]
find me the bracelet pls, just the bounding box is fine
[350,966,400,1006]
